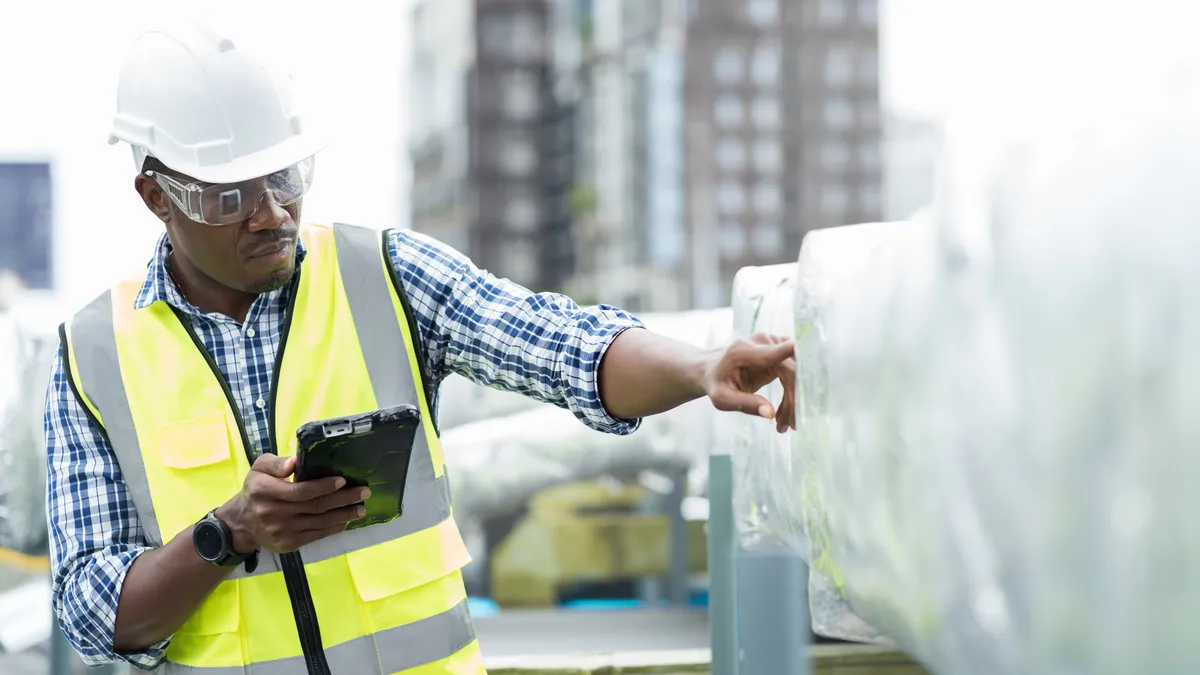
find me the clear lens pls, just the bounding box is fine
[151,155,316,226]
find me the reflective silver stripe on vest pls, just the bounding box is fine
[69,291,165,548]
[228,471,452,580]
[162,598,476,675]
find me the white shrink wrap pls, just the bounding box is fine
[723,263,798,553]
[775,15,1200,671]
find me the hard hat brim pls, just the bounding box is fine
[143,131,328,184]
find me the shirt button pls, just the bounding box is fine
[247,328,257,338]
[255,398,266,409]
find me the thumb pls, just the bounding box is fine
[253,453,296,478]
[714,387,776,419]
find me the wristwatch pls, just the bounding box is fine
[193,509,256,569]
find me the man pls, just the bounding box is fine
[46,25,796,675]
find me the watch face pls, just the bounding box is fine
[195,521,226,561]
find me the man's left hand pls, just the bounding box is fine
[703,333,797,434]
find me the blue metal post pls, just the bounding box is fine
[737,543,810,675]
[707,453,739,675]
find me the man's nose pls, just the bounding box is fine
[246,191,289,231]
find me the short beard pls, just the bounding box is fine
[244,266,296,295]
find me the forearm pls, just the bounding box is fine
[113,527,234,652]
[598,327,717,419]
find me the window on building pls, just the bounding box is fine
[504,240,539,286]
[824,98,854,130]
[818,0,847,25]
[751,95,781,130]
[859,47,879,84]
[504,193,541,233]
[494,133,538,176]
[753,182,782,215]
[713,47,744,85]
[824,45,854,89]
[752,138,783,174]
[858,0,878,24]
[714,94,745,128]
[481,13,543,61]
[821,183,849,217]
[858,141,882,170]
[858,101,881,129]
[750,220,784,258]
[717,180,746,214]
[719,219,746,258]
[716,136,747,171]
[858,184,882,214]
[751,41,781,87]
[500,71,540,120]
[747,0,780,26]
[0,163,52,289]
[821,141,850,170]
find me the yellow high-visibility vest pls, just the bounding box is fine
[60,222,484,674]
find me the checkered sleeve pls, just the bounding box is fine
[387,229,646,434]
[44,346,170,669]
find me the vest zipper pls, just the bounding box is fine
[268,267,332,675]
[170,266,332,675]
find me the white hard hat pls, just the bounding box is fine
[109,23,326,184]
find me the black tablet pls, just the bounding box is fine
[295,404,421,530]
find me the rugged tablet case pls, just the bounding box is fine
[295,404,421,530]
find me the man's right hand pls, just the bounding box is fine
[215,454,369,554]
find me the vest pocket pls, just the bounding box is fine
[156,415,241,503]
[345,518,472,603]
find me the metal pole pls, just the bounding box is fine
[667,467,689,606]
[707,453,739,675]
[737,542,810,675]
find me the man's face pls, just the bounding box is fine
[136,168,303,295]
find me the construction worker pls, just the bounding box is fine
[44,24,796,675]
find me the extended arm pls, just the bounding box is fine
[388,230,796,434]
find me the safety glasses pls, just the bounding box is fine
[145,156,316,226]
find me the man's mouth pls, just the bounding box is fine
[245,239,293,259]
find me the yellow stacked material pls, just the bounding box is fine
[0,547,48,574]
[490,481,705,607]
[485,645,928,675]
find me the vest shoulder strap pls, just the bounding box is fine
[331,222,439,436]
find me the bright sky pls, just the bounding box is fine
[1,0,1196,317]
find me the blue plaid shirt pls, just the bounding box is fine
[44,226,643,669]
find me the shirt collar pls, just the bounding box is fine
[133,231,308,312]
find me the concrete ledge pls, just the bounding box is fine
[486,644,928,675]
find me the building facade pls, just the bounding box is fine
[410,0,883,309]
[410,0,575,292]
[685,0,883,307]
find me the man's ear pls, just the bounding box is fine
[134,174,172,223]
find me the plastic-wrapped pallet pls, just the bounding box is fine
[723,263,798,553]
[764,4,1200,670]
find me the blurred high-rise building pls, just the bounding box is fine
[409,0,883,310]
[409,0,575,292]
[555,0,690,311]
[685,0,884,307]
